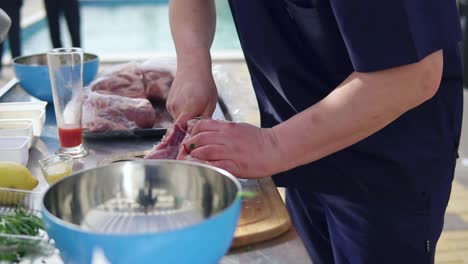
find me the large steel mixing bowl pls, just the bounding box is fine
[42,160,242,264]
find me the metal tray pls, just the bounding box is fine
[1,79,233,139]
[82,99,229,139]
[83,127,169,139]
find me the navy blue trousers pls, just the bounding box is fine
[286,189,449,264]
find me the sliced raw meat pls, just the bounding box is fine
[90,65,146,98]
[144,123,187,159]
[83,92,156,132]
[176,119,201,161]
[143,69,174,101]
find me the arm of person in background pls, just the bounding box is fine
[0,8,11,42]
[182,50,443,178]
[167,0,218,127]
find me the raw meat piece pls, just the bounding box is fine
[83,61,178,133]
[144,123,187,159]
[143,69,174,101]
[83,92,156,132]
[90,65,146,98]
[144,119,205,162]
[176,119,201,161]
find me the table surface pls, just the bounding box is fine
[0,62,312,264]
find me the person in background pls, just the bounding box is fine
[0,0,22,75]
[168,0,462,263]
[43,0,81,48]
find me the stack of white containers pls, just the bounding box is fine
[0,101,47,166]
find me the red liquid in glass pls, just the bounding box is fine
[58,125,83,148]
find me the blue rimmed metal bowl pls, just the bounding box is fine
[42,160,242,264]
[12,52,99,103]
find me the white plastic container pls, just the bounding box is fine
[0,136,30,166]
[0,120,34,148]
[0,101,47,137]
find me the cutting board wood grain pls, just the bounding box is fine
[232,177,291,248]
[98,152,292,248]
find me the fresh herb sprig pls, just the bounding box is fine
[0,207,45,262]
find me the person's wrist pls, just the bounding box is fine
[176,47,212,74]
[264,127,291,176]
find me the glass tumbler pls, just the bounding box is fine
[47,47,88,158]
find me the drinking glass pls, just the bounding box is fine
[47,47,88,158]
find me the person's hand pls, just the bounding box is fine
[180,119,285,178]
[166,67,218,128]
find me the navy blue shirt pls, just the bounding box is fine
[228,0,463,209]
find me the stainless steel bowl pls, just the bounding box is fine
[13,52,98,66]
[43,160,241,234]
[42,160,242,264]
[12,52,99,103]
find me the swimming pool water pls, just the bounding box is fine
[21,0,241,57]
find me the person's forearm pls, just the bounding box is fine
[272,50,444,172]
[169,0,215,72]
[0,9,11,42]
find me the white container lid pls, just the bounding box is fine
[0,120,34,148]
[0,136,30,166]
[0,102,46,137]
[0,101,47,112]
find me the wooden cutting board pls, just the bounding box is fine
[232,177,291,248]
[98,152,292,248]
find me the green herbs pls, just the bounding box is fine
[0,207,45,262]
[0,208,44,236]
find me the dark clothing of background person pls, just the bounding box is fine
[0,0,23,73]
[44,0,81,48]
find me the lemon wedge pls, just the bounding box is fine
[0,161,38,190]
[0,162,38,205]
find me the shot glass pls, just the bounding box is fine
[39,154,73,184]
[47,47,88,158]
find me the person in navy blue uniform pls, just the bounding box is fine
[167,0,463,263]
